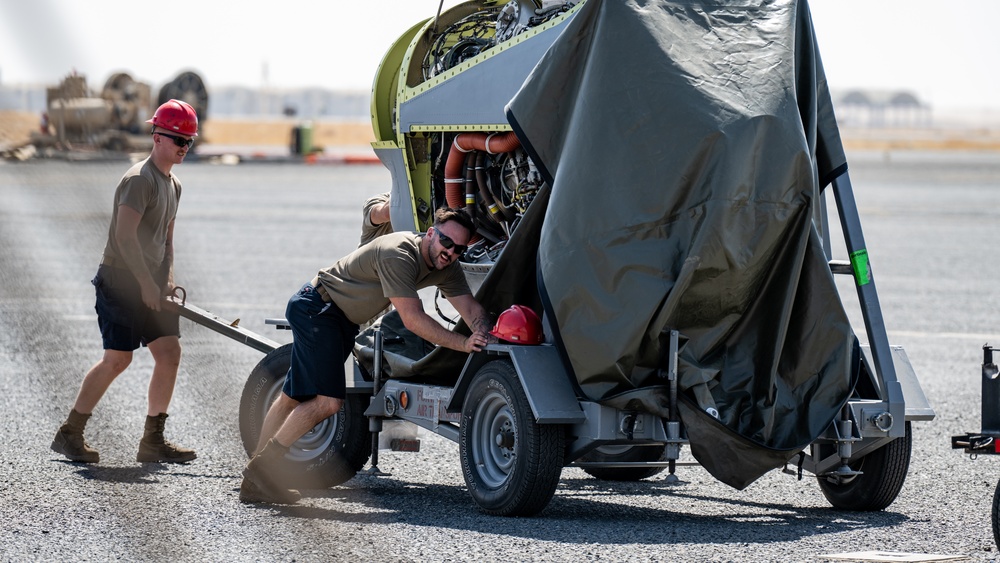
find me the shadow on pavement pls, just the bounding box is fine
[245,475,909,546]
[60,461,219,484]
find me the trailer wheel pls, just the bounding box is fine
[239,343,372,489]
[992,477,1000,548]
[817,421,911,511]
[579,445,667,481]
[459,359,563,516]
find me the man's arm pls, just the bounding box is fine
[369,198,391,226]
[163,218,175,292]
[445,293,491,335]
[114,205,161,311]
[390,296,487,353]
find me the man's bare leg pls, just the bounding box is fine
[146,336,181,416]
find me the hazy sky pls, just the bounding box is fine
[1,0,996,112]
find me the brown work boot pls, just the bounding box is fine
[240,438,301,505]
[137,413,197,463]
[51,409,99,463]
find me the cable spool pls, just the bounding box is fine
[101,72,152,133]
[158,71,209,123]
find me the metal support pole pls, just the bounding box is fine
[831,172,906,438]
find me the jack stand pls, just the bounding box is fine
[663,459,680,485]
[363,329,391,477]
[661,329,684,486]
[662,420,684,486]
[826,408,862,480]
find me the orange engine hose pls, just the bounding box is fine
[444,132,521,209]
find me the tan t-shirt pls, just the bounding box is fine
[316,232,470,325]
[102,157,180,277]
[359,192,393,247]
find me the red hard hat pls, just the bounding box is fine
[489,305,544,345]
[146,99,198,136]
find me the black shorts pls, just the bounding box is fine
[283,283,359,401]
[93,264,180,351]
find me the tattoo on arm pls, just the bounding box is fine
[472,314,491,334]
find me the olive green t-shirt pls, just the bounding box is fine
[316,231,471,325]
[359,192,393,247]
[102,157,180,276]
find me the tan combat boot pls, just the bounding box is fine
[240,438,301,505]
[137,413,197,463]
[51,409,100,463]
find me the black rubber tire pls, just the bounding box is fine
[459,360,563,516]
[992,477,1000,548]
[579,445,668,481]
[817,421,912,511]
[239,343,372,489]
[158,71,209,119]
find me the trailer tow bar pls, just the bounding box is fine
[163,286,280,354]
[362,329,390,476]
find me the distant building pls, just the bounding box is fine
[0,83,371,121]
[2,82,932,128]
[0,84,47,113]
[831,89,931,128]
[208,86,369,119]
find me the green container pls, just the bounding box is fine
[292,123,313,155]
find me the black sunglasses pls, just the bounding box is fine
[435,228,467,255]
[155,131,195,149]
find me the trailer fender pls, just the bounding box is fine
[860,344,935,422]
[447,344,585,424]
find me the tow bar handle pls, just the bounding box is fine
[162,286,281,354]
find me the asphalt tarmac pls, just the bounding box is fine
[2,151,1000,562]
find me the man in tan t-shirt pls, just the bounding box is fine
[240,207,490,504]
[51,100,200,465]
[360,191,392,246]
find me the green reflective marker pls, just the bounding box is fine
[850,249,870,286]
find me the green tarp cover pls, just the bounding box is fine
[358,0,859,489]
[505,0,856,489]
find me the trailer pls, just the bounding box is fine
[177,0,936,516]
[169,283,931,516]
[951,345,1000,546]
[226,168,935,516]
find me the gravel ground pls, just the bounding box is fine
[1,152,1000,562]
